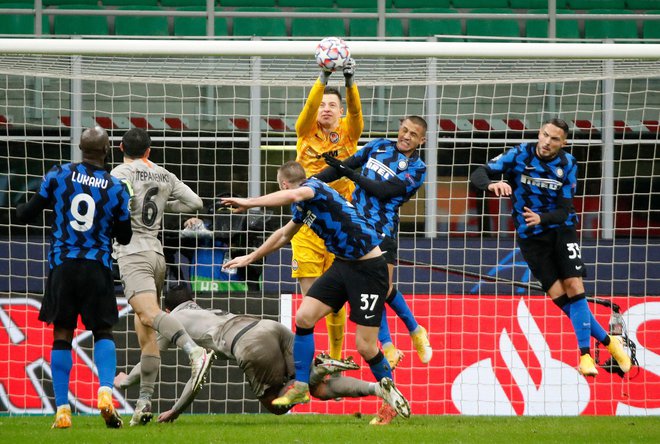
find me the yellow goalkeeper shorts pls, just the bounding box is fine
[290,225,334,279]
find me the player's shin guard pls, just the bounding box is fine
[325,307,346,360]
[51,340,73,408]
[138,354,160,401]
[294,325,315,384]
[93,336,116,389]
[367,350,392,381]
[567,294,591,354]
[555,293,608,342]
[378,308,393,346]
[387,287,419,332]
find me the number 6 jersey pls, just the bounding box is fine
[111,158,202,259]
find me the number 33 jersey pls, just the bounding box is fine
[111,159,199,258]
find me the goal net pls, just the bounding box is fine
[1,39,659,417]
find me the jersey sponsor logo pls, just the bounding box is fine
[329,132,340,143]
[71,171,108,189]
[365,157,396,180]
[521,174,562,190]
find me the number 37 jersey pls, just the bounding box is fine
[111,159,199,258]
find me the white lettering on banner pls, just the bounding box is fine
[615,301,660,415]
[0,298,134,415]
[451,298,590,415]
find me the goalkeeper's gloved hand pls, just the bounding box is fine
[342,58,356,87]
[319,67,332,85]
[322,153,357,180]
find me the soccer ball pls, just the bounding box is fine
[315,37,350,72]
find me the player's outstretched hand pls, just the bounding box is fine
[322,153,357,180]
[222,254,252,270]
[158,409,180,423]
[343,57,356,86]
[487,181,512,197]
[219,197,250,213]
[113,372,128,389]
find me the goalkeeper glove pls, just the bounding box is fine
[319,68,332,85]
[343,58,356,87]
[322,153,357,180]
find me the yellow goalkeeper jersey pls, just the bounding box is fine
[295,78,363,200]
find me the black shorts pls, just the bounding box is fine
[379,236,398,265]
[517,225,587,292]
[307,255,388,327]
[39,259,118,331]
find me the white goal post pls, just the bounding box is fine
[0,39,658,417]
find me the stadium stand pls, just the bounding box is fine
[219,0,276,6]
[0,3,49,34]
[510,0,569,8]
[525,9,581,40]
[568,0,626,9]
[393,0,450,8]
[465,8,521,41]
[452,0,510,9]
[408,8,463,41]
[279,0,335,8]
[172,6,228,37]
[233,7,286,38]
[114,5,169,37]
[584,9,639,41]
[291,7,345,38]
[348,8,404,38]
[52,4,109,36]
[336,0,394,7]
[626,0,660,9]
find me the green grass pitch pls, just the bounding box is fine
[1,414,658,444]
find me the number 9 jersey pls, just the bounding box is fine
[111,158,201,259]
[38,162,131,270]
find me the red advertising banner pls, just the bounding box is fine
[1,295,658,416]
[281,294,660,416]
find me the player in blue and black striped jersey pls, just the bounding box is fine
[470,118,631,377]
[220,161,410,420]
[315,116,433,382]
[16,126,132,429]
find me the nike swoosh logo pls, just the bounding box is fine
[525,166,535,170]
[375,149,387,153]
[575,265,583,270]
[365,315,375,319]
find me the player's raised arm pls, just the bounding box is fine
[224,220,302,269]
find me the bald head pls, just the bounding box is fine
[80,126,109,157]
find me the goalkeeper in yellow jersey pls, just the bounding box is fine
[291,57,363,360]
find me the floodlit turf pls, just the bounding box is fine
[1,413,658,443]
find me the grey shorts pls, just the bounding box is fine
[233,320,294,399]
[116,250,166,300]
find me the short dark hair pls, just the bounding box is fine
[323,86,342,102]
[278,161,307,184]
[121,128,151,158]
[403,115,428,133]
[544,118,569,137]
[163,283,194,311]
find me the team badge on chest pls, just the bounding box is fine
[397,159,408,171]
[329,132,340,143]
[556,168,564,178]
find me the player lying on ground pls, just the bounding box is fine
[114,284,409,422]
